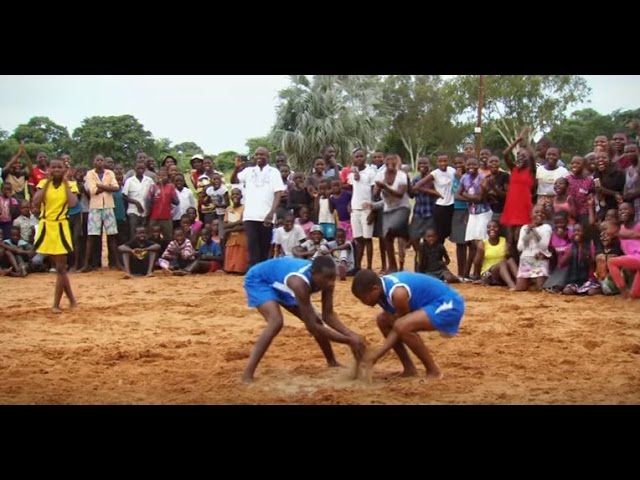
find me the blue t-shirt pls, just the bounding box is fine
[453,175,468,210]
[199,240,222,257]
[379,271,460,314]
[247,257,317,294]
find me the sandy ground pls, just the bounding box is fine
[0,241,639,404]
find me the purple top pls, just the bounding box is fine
[330,190,352,221]
[461,173,490,214]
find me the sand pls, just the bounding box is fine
[0,243,639,404]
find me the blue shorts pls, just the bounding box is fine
[319,223,336,239]
[422,294,465,336]
[244,270,297,308]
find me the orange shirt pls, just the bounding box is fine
[85,169,119,209]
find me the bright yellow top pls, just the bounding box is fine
[481,236,507,274]
[37,179,78,221]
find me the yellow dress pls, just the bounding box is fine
[33,179,78,255]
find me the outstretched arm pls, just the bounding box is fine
[321,284,366,354]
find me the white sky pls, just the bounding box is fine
[0,75,638,154]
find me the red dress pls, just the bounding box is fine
[500,166,533,226]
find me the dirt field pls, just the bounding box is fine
[1,243,639,404]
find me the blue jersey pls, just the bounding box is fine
[378,271,465,335]
[379,271,460,314]
[244,257,317,308]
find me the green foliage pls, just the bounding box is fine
[71,115,155,168]
[547,108,640,157]
[446,75,591,148]
[11,116,72,157]
[379,75,468,169]
[245,135,279,158]
[215,150,239,172]
[272,75,388,171]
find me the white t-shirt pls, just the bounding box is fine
[431,166,456,206]
[122,175,154,216]
[237,165,285,222]
[348,166,377,210]
[172,187,196,221]
[274,224,307,256]
[205,184,228,216]
[318,197,334,224]
[536,166,569,196]
[374,170,411,212]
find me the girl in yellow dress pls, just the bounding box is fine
[32,159,78,313]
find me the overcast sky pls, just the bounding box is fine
[0,75,638,154]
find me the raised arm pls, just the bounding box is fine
[503,128,528,170]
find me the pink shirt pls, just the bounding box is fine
[620,222,640,257]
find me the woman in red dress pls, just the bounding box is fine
[501,129,536,259]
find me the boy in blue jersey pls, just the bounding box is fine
[242,255,367,383]
[351,269,465,380]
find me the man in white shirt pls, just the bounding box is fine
[232,147,284,267]
[122,160,154,238]
[348,148,376,270]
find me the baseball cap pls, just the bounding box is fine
[191,154,204,161]
[310,225,323,233]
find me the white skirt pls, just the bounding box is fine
[465,210,493,241]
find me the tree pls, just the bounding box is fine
[245,136,279,158]
[446,75,591,148]
[173,141,204,171]
[547,107,640,157]
[11,116,72,157]
[271,75,388,171]
[71,115,155,167]
[379,75,469,169]
[215,150,239,173]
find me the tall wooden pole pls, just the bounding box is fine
[475,75,485,157]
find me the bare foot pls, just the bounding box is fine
[78,267,91,273]
[123,273,132,279]
[172,270,188,276]
[146,273,155,278]
[52,306,62,314]
[359,360,374,383]
[400,368,418,377]
[378,269,388,275]
[327,360,343,368]
[426,369,444,380]
[69,301,78,310]
[338,264,347,281]
[241,374,254,384]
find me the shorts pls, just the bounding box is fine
[87,208,118,236]
[422,294,465,336]
[350,210,373,239]
[245,269,297,308]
